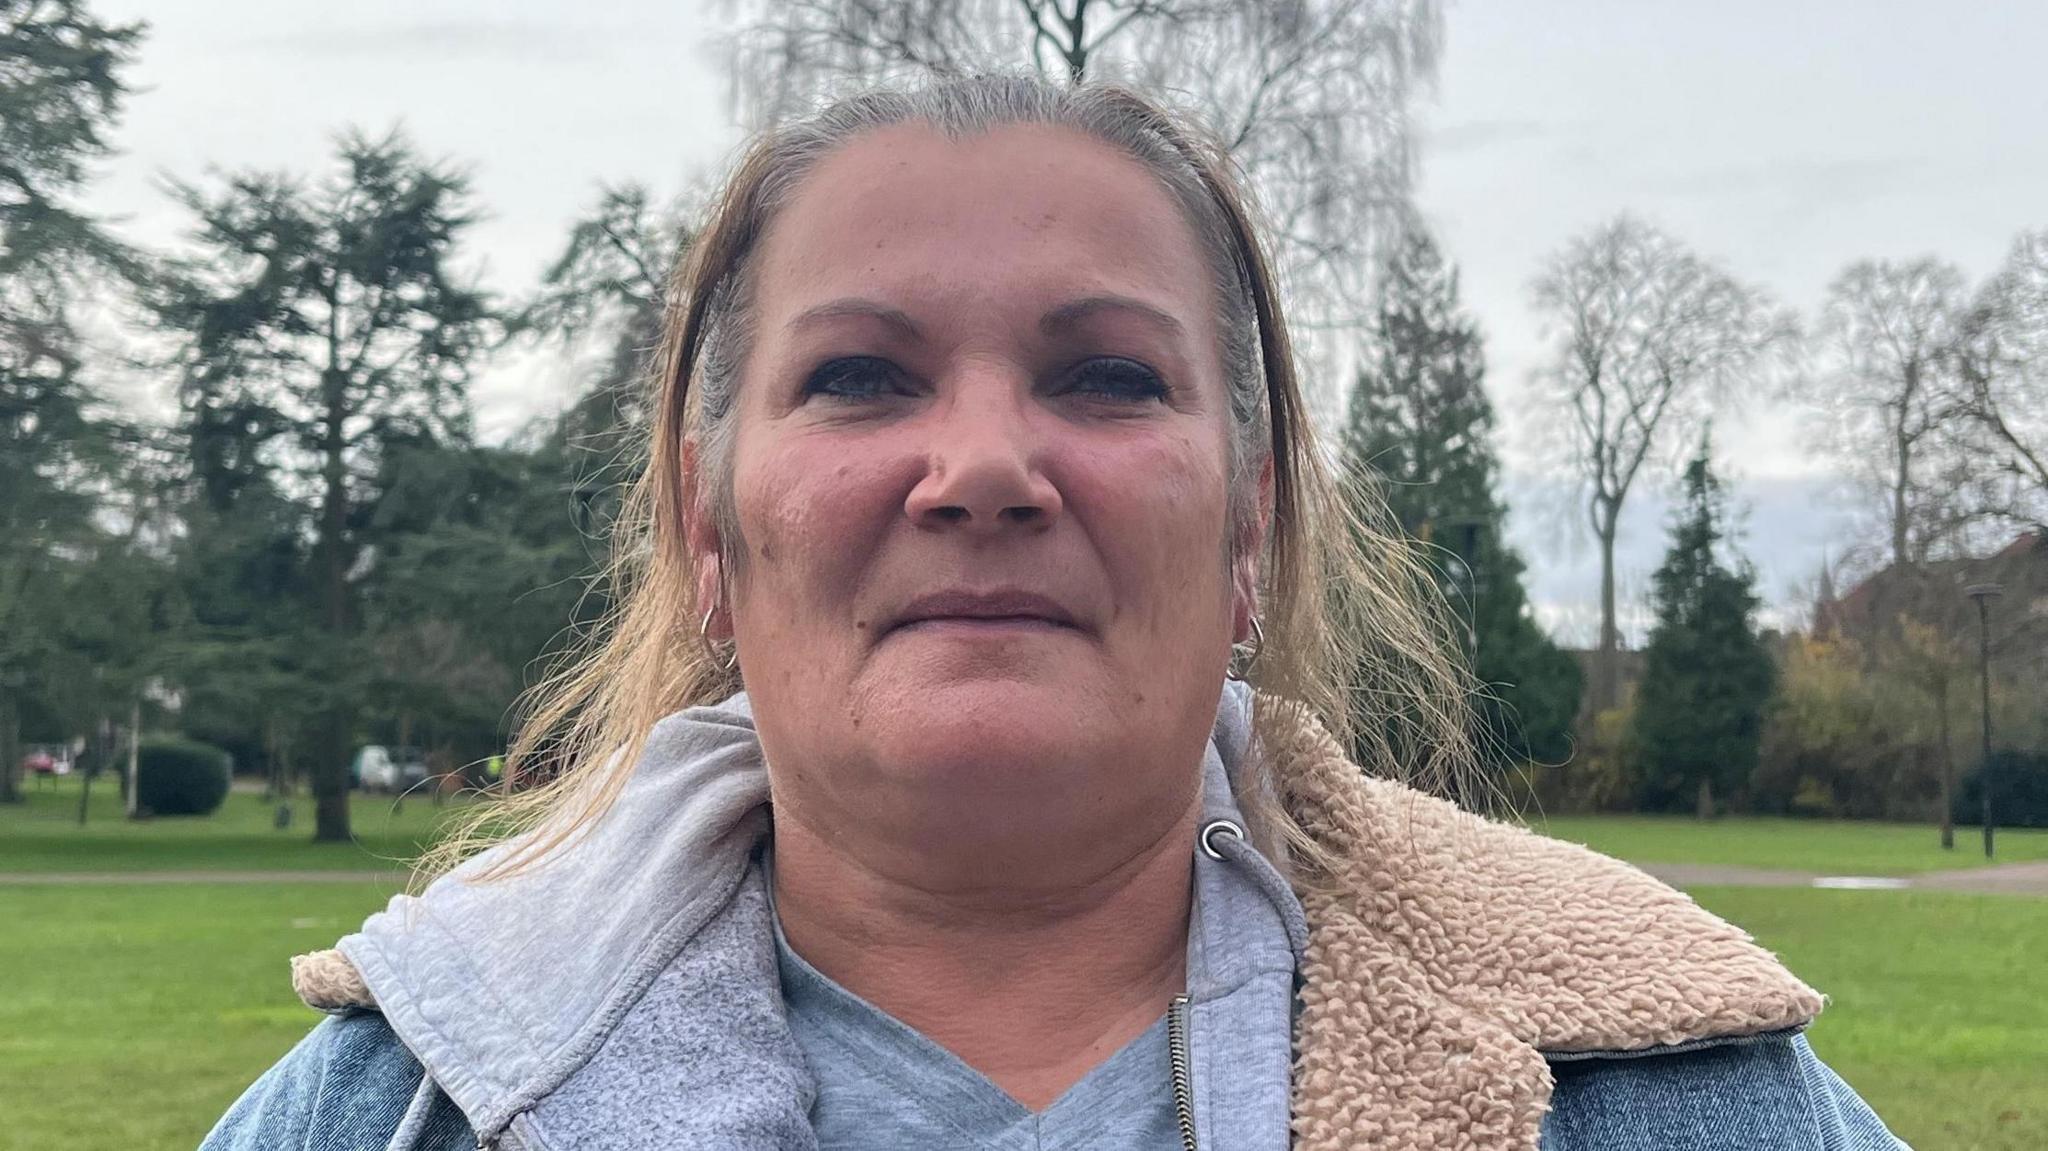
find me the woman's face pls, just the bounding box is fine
[698,122,1258,866]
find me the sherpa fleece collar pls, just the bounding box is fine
[1258,698,1824,1149]
[293,694,1822,1151]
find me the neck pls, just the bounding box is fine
[770,793,1199,1111]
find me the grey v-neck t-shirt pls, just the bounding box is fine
[774,930,1182,1149]
[766,813,1305,1151]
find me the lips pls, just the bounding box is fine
[885,588,1083,634]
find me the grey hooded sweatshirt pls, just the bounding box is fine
[246,682,1305,1150]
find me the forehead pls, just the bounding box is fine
[751,121,1216,326]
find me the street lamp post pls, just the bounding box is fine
[1965,583,2002,859]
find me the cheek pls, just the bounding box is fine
[1080,431,1236,626]
[729,432,899,614]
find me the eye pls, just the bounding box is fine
[1061,357,1169,403]
[802,356,908,400]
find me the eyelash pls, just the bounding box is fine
[1066,357,1170,402]
[799,356,1170,404]
[802,356,904,400]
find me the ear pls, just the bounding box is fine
[1231,455,1275,644]
[680,438,728,640]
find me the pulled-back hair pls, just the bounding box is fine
[423,73,1478,885]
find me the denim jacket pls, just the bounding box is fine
[207,1012,1902,1149]
[202,687,1908,1149]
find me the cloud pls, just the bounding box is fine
[1425,118,1548,154]
[1506,470,1857,646]
[240,20,603,63]
[1642,154,1929,222]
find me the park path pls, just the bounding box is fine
[1906,860,2048,895]
[1638,860,2048,896]
[5,863,2046,894]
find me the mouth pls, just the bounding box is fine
[884,589,1083,637]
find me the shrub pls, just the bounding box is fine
[136,737,233,816]
[1953,750,2048,829]
[1755,634,1945,821]
[1528,705,1641,814]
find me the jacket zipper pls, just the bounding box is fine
[1168,993,1197,1151]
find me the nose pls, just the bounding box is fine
[903,376,1063,535]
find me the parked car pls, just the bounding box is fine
[351,745,429,794]
[22,745,72,776]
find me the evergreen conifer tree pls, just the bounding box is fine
[1631,443,1775,816]
[1342,226,1580,769]
[155,131,499,840]
[0,1,146,801]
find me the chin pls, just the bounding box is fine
[860,676,1121,783]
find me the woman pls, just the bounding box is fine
[204,75,1905,1150]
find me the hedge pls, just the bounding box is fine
[1953,750,2048,830]
[136,736,233,817]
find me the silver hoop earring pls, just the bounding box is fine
[699,606,739,675]
[1226,615,1264,681]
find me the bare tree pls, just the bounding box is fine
[720,0,1443,418]
[1960,230,2048,528]
[1528,217,1792,711]
[1816,257,1973,570]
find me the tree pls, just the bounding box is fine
[163,419,324,803]
[1631,445,1774,817]
[1817,257,1973,568]
[1341,226,1578,766]
[1528,216,1791,711]
[0,0,144,802]
[723,0,1444,413]
[1960,230,2048,529]
[355,434,599,771]
[520,182,691,522]
[41,428,179,816]
[155,130,499,841]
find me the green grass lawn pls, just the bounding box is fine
[0,881,402,1151]
[1692,887,2048,1151]
[4,789,2043,1149]
[1,881,2038,1150]
[0,775,472,874]
[16,774,2047,879]
[1526,813,2048,875]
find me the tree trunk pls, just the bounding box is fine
[264,716,282,800]
[1891,367,1915,569]
[1936,677,1955,850]
[0,683,20,804]
[1594,505,1620,712]
[118,717,131,807]
[77,717,103,825]
[1695,777,1715,820]
[312,705,352,842]
[313,341,355,842]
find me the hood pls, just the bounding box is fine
[307,693,774,1141]
[293,684,1826,1151]
[293,683,1288,1147]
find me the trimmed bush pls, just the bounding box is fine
[136,736,233,817]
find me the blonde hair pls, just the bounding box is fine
[423,74,1478,886]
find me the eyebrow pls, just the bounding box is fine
[787,294,1186,343]
[788,299,923,341]
[1040,295,1185,338]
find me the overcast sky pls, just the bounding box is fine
[81,0,2048,642]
